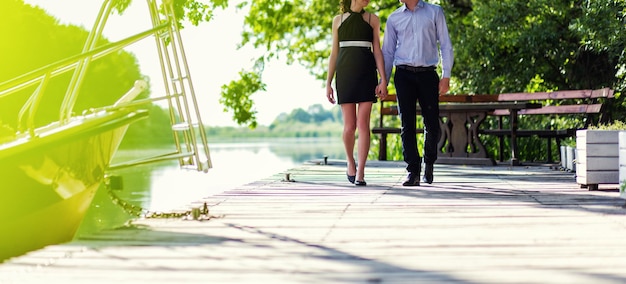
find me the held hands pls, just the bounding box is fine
[376,81,388,100]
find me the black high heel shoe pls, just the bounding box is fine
[346,164,356,184]
[346,173,356,184]
[355,180,367,186]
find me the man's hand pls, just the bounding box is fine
[439,77,450,96]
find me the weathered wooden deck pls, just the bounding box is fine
[2,161,626,283]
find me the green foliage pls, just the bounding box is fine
[0,0,146,129]
[241,0,335,78]
[588,120,626,130]
[456,0,624,94]
[203,104,343,140]
[204,120,342,139]
[269,104,340,128]
[0,1,165,148]
[219,68,266,129]
[307,104,337,123]
[114,0,229,28]
[448,0,625,162]
[169,0,229,27]
[119,105,176,148]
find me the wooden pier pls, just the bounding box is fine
[2,161,626,283]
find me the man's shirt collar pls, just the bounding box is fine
[400,1,425,12]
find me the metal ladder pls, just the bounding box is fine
[104,0,212,172]
[147,0,211,172]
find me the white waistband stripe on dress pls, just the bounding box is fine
[339,41,372,48]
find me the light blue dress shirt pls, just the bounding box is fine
[382,1,454,82]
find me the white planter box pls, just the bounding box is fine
[576,130,621,190]
[620,131,626,198]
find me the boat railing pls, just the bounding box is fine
[0,0,211,172]
[0,25,167,131]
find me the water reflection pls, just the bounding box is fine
[76,138,345,237]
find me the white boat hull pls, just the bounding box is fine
[0,108,148,261]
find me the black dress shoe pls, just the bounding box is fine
[355,180,367,186]
[422,163,434,184]
[402,172,420,186]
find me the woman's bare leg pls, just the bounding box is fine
[356,102,373,182]
[341,103,357,177]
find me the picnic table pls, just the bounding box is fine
[437,101,542,165]
[373,94,542,166]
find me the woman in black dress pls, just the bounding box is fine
[326,0,388,186]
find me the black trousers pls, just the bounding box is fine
[394,67,441,173]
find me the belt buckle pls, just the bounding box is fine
[399,65,416,72]
[400,65,432,72]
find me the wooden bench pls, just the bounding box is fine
[372,88,615,165]
[480,88,615,163]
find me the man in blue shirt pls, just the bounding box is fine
[382,0,454,186]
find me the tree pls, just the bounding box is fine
[0,0,152,141]
[308,104,335,123]
[451,0,625,94]
[0,0,146,128]
[288,108,312,123]
[268,104,339,128]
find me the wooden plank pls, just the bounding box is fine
[519,104,602,115]
[497,88,613,101]
[381,106,398,116]
[436,156,496,166]
[383,94,499,103]
[498,90,593,101]
[380,94,396,102]
[463,94,500,102]
[383,88,612,103]
[371,127,402,134]
[480,129,576,139]
[371,127,423,134]
[592,87,615,98]
[491,104,603,116]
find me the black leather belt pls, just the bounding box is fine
[396,65,435,72]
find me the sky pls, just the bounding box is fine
[23,0,331,127]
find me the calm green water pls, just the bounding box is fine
[76,137,345,237]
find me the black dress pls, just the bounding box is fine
[335,10,377,104]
